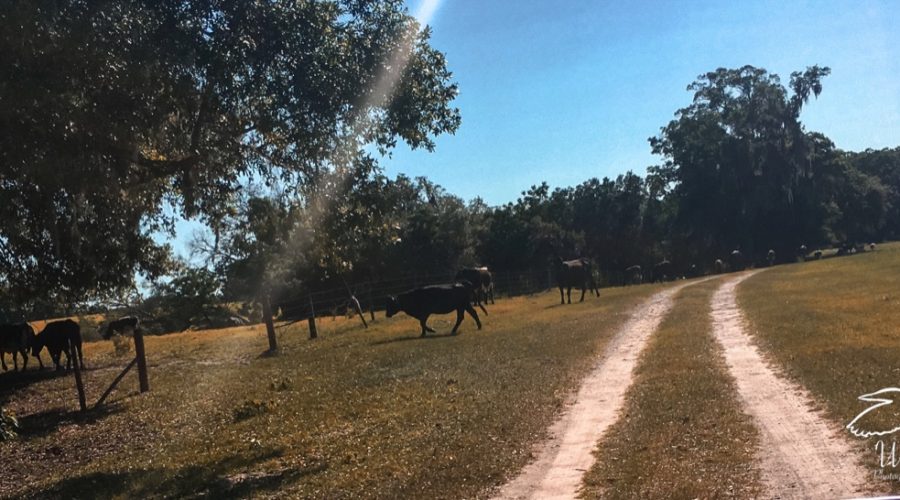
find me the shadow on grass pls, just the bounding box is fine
[0,368,72,404]
[369,332,462,346]
[19,447,323,500]
[16,403,126,440]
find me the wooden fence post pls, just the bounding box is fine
[262,295,278,352]
[368,284,375,322]
[133,328,150,393]
[70,337,87,411]
[308,293,318,339]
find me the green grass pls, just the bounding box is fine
[739,242,900,485]
[581,279,763,499]
[0,284,666,499]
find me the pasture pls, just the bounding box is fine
[0,284,662,499]
[2,243,899,498]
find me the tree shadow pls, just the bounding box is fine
[0,368,71,404]
[17,447,324,499]
[15,403,126,440]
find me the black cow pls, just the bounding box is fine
[798,245,808,261]
[714,259,725,274]
[386,283,482,336]
[103,316,139,340]
[455,267,495,306]
[652,260,673,283]
[625,265,642,285]
[0,323,39,371]
[555,258,599,304]
[729,250,746,271]
[33,319,84,371]
[766,249,776,267]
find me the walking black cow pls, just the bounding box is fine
[0,323,39,371]
[555,258,599,304]
[455,267,495,306]
[103,316,139,340]
[33,319,84,371]
[386,283,482,336]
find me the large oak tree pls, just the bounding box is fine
[0,0,459,307]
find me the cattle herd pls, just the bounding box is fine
[384,242,878,335]
[0,244,879,360]
[0,315,141,374]
[0,319,84,373]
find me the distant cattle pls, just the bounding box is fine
[813,250,823,260]
[766,249,776,267]
[455,267,495,306]
[652,260,673,283]
[386,283,482,336]
[714,259,725,274]
[798,245,808,262]
[870,243,876,251]
[0,323,39,372]
[687,264,699,278]
[33,319,84,371]
[103,316,139,340]
[555,258,599,304]
[625,265,642,285]
[729,250,745,271]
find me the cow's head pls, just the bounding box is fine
[385,296,400,318]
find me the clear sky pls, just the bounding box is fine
[382,0,900,205]
[168,0,900,261]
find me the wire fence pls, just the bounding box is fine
[275,268,558,325]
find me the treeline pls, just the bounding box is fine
[0,1,897,322]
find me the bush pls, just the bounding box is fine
[112,334,132,356]
[0,407,18,441]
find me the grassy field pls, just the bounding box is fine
[0,284,666,499]
[740,242,900,484]
[581,279,763,499]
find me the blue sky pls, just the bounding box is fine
[168,0,899,260]
[383,0,900,204]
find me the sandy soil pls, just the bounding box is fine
[493,280,704,500]
[710,272,868,499]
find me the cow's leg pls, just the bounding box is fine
[567,287,572,304]
[34,351,43,369]
[419,317,435,336]
[579,285,586,302]
[451,309,465,335]
[559,286,565,304]
[77,343,84,369]
[13,352,19,372]
[465,304,482,330]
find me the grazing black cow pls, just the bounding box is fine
[0,323,38,372]
[386,283,482,336]
[729,250,745,271]
[652,260,673,283]
[33,319,84,371]
[555,258,599,304]
[624,265,642,285]
[103,316,139,340]
[714,259,725,274]
[455,267,495,306]
[766,249,776,267]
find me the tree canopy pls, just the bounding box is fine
[0,0,459,307]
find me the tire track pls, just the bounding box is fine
[710,272,868,499]
[494,280,705,500]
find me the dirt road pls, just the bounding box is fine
[494,281,703,499]
[710,272,868,499]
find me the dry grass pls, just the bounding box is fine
[581,279,763,499]
[0,284,665,499]
[739,242,900,487]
